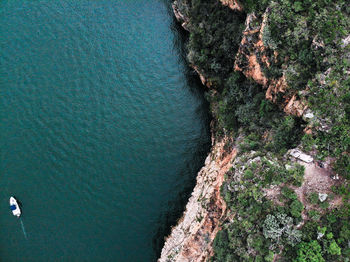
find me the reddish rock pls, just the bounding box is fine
[219,0,243,12]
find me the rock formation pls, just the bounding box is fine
[219,0,243,12]
[234,12,308,117]
[159,138,237,262]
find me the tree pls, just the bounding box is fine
[295,240,325,262]
[290,200,304,218]
[263,213,301,247]
[328,240,341,256]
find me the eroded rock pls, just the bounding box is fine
[289,149,313,163]
[318,193,328,202]
[219,0,243,11]
[159,138,237,262]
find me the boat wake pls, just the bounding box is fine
[20,218,28,240]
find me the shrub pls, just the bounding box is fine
[295,240,325,262]
[308,210,321,221]
[289,164,305,187]
[308,192,319,205]
[328,240,341,256]
[290,200,304,218]
[272,116,303,153]
[263,213,301,247]
[281,187,297,200]
[319,201,329,209]
[265,251,275,262]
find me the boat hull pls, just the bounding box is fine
[9,197,21,217]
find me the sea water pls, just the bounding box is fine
[0,0,210,261]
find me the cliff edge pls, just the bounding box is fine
[161,0,350,261]
[159,137,237,262]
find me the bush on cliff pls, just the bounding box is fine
[173,0,350,261]
[187,0,245,84]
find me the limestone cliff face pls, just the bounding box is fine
[159,5,230,262]
[159,138,237,262]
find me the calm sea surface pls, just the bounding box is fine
[0,1,210,261]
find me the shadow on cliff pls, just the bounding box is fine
[151,2,212,261]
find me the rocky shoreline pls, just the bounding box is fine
[159,136,237,261]
[160,1,350,261]
[159,2,246,261]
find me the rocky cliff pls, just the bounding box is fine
[159,137,237,262]
[234,12,307,117]
[159,3,238,261]
[219,0,243,11]
[160,0,349,261]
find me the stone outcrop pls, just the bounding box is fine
[234,13,269,86]
[161,2,316,262]
[219,0,243,12]
[172,1,190,31]
[159,138,237,262]
[193,66,211,88]
[234,12,307,117]
[288,149,313,163]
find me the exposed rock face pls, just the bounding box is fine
[284,94,308,117]
[161,3,315,262]
[159,138,237,262]
[219,0,243,12]
[172,1,190,31]
[234,13,269,86]
[193,66,211,88]
[289,149,313,163]
[234,12,307,117]
[341,34,350,48]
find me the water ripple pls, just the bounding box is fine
[0,0,210,261]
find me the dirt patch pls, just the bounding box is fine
[264,157,343,224]
[292,160,343,218]
[263,185,283,206]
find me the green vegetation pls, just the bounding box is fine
[294,240,325,262]
[308,192,319,205]
[173,0,350,260]
[186,0,245,85]
[212,156,309,261]
[262,0,349,90]
[290,200,304,218]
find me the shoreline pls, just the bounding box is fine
[159,136,237,261]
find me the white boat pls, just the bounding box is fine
[9,197,21,217]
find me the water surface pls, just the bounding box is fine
[0,1,210,261]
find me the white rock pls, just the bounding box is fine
[285,164,293,170]
[317,232,325,240]
[253,156,261,163]
[267,160,275,165]
[289,149,313,163]
[303,109,315,121]
[341,35,350,48]
[304,112,314,119]
[319,193,328,202]
[332,174,340,180]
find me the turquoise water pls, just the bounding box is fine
[0,1,210,261]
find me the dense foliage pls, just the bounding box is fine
[186,0,245,86]
[174,0,350,261]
